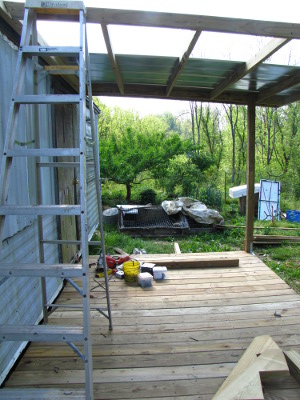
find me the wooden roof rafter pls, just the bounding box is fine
[256,68,300,105]
[3,2,300,107]
[101,23,124,95]
[210,37,291,101]
[166,30,201,97]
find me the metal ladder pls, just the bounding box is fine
[0,1,112,399]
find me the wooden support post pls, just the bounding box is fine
[245,97,256,253]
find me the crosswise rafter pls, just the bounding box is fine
[166,30,201,97]
[257,68,300,104]
[101,23,124,95]
[210,37,291,100]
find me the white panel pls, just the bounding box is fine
[258,179,281,221]
[229,183,260,199]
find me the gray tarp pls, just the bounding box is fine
[162,197,224,225]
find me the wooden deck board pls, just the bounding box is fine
[2,251,300,399]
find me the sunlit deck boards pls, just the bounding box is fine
[3,251,300,399]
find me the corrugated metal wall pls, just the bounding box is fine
[0,31,63,384]
[86,107,99,237]
[0,30,100,383]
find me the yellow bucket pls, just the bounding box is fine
[123,260,140,283]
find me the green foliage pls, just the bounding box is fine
[198,185,222,209]
[162,154,198,196]
[140,188,157,205]
[101,182,126,206]
[97,103,190,201]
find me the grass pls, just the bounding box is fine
[255,244,300,293]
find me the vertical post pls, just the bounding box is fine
[32,11,48,323]
[79,9,94,400]
[245,96,256,253]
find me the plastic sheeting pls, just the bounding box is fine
[162,197,224,225]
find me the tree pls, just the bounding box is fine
[256,107,279,168]
[189,101,203,147]
[202,104,224,170]
[99,126,187,201]
[223,104,238,183]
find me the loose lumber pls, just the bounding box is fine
[133,253,239,268]
[217,225,300,231]
[0,388,85,399]
[113,247,129,256]
[174,242,181,254]
[254,235,300,244]
[213,335,289,400]
[284,350,300,384]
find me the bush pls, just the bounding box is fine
[140,188,157,205]
[198,185,222,209]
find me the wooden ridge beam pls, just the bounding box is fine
[210,38,291,100]
[5,2,300,38]
[101,23,124,95]
[257,68,300,103]
[166,30,201,97]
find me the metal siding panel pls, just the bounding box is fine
[85,107,99,237]
[0,222,61,384]
[0,32,55,239]
[0,33,61,384]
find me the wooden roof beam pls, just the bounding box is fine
[210,37,291,100]
[166,30,201,97]
[91,83,283,107]
[5,3,300,39]
[274,90,300,107]
[257,68,300,104]
[101,23,124,95]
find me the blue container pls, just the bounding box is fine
[286,210,300,223]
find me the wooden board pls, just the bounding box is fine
[213,336,289,399]
[3,251,300,399]
[284,350,300,384]
[133,253,239,268]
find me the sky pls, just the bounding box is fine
[12,0,300,116]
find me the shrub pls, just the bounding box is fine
[198,185,222,209]
[140,188,157,205]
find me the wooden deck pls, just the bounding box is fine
[3,250,300,399]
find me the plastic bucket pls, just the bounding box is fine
[123,260,140,283]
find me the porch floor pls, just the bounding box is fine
[3,250,300,399]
